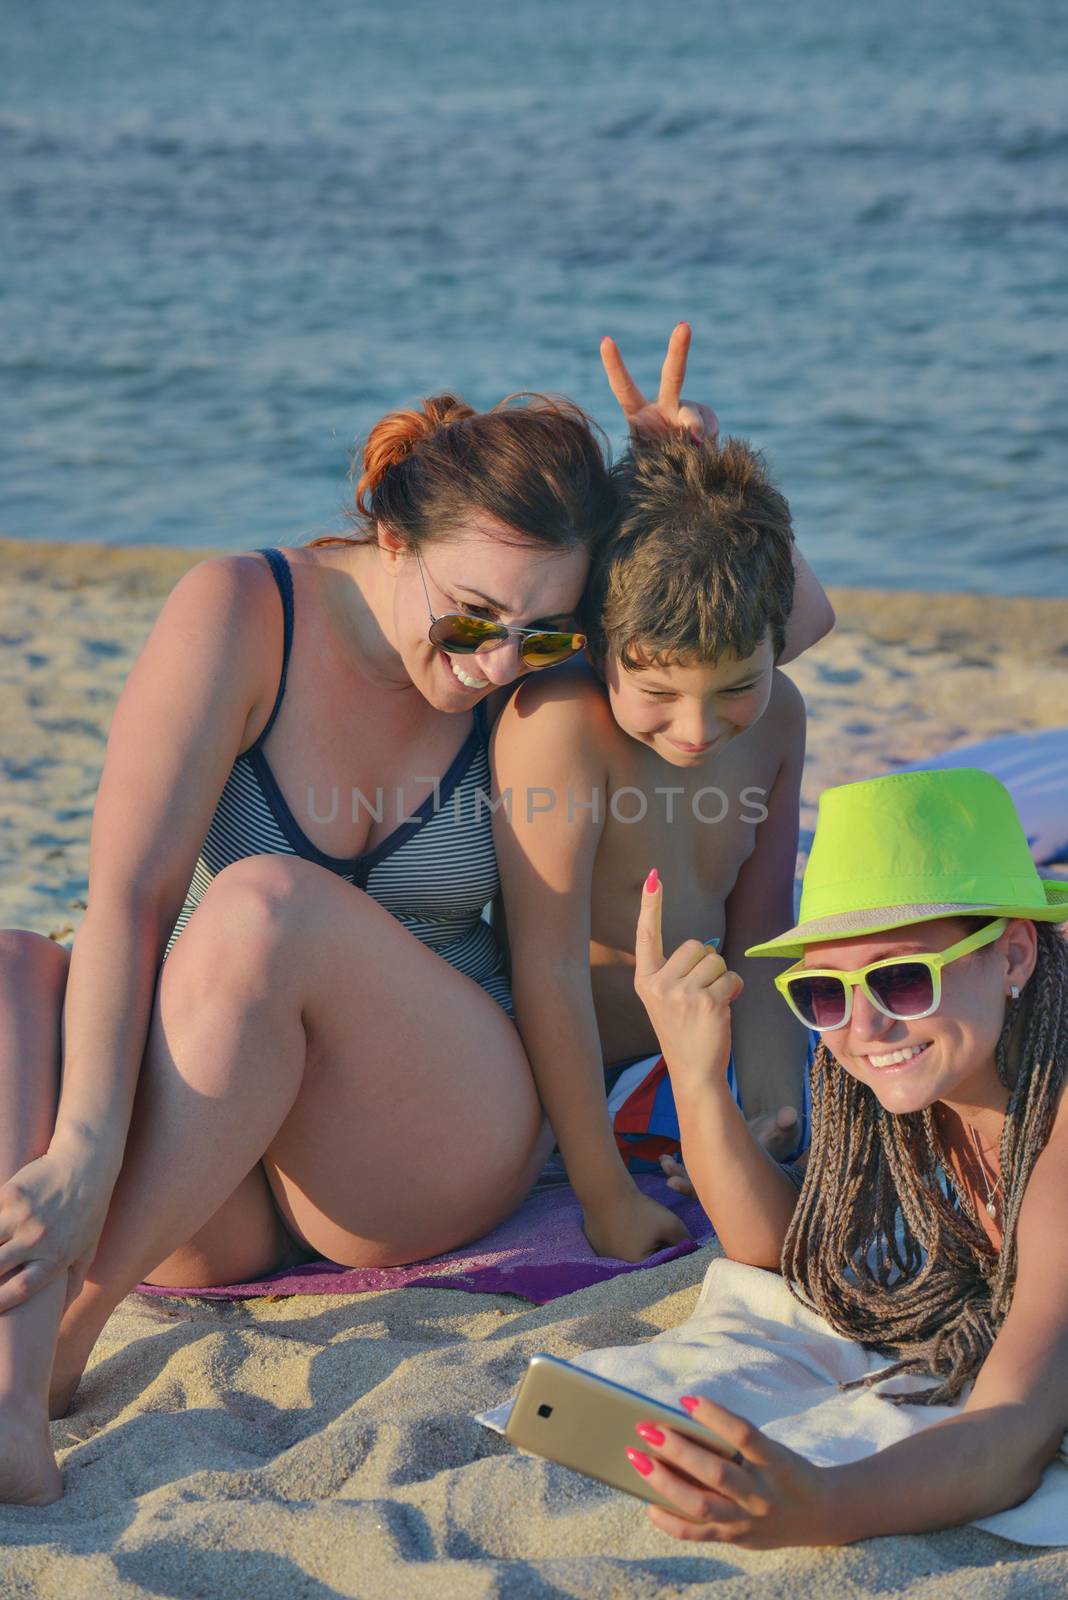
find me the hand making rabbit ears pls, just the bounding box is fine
[600,323,720,445]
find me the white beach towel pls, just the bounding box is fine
[481,1255,1068,1546]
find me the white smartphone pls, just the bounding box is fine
[505,1353,733,1515]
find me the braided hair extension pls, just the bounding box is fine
[781,923,1068,1405]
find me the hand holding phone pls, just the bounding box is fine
[505,1353,736,1516]
[506,1351,836,1548]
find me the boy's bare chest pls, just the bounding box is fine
[590,732,778,954]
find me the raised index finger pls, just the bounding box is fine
[600,335,647,418]
[656,322,692,413]
[635,867,665,980]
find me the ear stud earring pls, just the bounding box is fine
[1010,984,1020,1000]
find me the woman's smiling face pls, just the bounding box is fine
[810,917,1038,1118]
[382,520,590,712]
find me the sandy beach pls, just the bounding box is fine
[1,537,1067,1597]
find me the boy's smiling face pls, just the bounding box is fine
[603,634,776,767]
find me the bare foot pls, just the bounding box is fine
[0,1401,63,1505]
[660,1108,801,1198]
[747,1106,800,1162]
[659,1153,696,1197]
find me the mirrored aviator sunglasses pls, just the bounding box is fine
[775,918,1007,1032]
[428,613,586,670]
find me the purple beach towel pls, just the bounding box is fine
[138,1171,712,1305]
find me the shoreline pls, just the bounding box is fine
[5,534,1067,639]
[3,536,1065,936]
[4,537,1061,934]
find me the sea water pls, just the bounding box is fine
[3,0,1067,593]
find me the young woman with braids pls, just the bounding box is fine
[627,767,1068,1546]
[0,327,833,1504]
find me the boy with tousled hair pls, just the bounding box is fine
[492,430,823,1264]
[587,435,796,670]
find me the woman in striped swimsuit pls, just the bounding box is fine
[0,374,640,1502]
[0,327,836,1505]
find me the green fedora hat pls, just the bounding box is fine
[746,767,1068,960]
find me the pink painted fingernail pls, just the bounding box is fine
[635,1422,665,1446]
[645,867,659,893]
[679,1395,700,1413]
[626,1448,654,1477]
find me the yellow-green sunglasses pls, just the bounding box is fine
[775,918,1007,1032]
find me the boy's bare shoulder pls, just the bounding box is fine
[729,669,805,782]
[498,661,620,746]
[764,668,806,732]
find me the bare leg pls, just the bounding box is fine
[140,1167,311,1292]
[53,856,549,1412]
[0,931,69,1503]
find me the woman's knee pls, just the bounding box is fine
[0,929,69,1006]
[162,856,329,1009]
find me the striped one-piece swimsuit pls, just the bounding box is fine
[166,547,512,1011]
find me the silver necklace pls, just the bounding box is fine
[967,1123,1004,1219]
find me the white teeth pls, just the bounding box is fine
[447,656,486,690]
[868,1044,929,1068]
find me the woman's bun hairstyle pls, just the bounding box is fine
[356,395,476,518]
[311,390,616,558]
